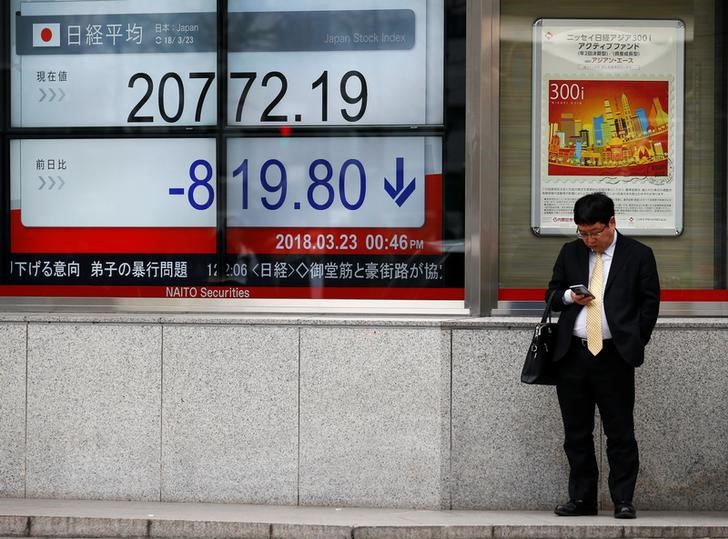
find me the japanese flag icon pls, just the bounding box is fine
[32,23,61,47]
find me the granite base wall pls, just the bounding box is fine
[0,316,725,510]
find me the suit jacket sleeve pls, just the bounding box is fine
[601,236,660,366]
[634,241,660,346]
[546,243,572,312]
[545,241,587,362]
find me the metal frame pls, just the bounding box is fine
[493,300,728,317]
[465,0,499,316]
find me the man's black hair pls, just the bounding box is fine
[573,192,614,226]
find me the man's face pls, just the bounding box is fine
[577,216,616,253]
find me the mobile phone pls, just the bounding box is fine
[569,284,594,298]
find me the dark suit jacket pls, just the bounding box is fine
[546,231,660,367]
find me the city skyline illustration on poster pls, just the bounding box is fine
[547,79,669,177]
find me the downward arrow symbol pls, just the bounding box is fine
[384,157,416,207]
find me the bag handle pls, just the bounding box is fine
[541,290,556,324]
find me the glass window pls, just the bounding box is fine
[1,0,466,312]
[498,0,728,312]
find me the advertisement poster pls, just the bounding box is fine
[532,19,685,235]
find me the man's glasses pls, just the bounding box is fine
[576,224,609,240]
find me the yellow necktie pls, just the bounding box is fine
[586,253,603,356]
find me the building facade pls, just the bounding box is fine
[0,0,726,510]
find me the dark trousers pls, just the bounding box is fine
[556,338,639,504]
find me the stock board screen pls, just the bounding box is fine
[3,0,464,306]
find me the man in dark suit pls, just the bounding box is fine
[546,192,660,519]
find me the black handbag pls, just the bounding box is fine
[521,291,558,385]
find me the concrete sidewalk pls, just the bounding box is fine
[0,498,727,539]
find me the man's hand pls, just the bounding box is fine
[571,291,594,305]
